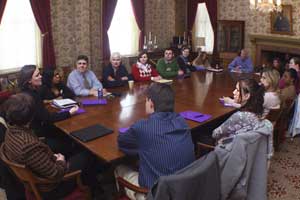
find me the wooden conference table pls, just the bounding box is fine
[55,71,251,162]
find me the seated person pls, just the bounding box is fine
[213,79,273,159]
[0,114,25,200]
[192,50,211,68]
[272,57,284,76]
[116,83,195,199]
[132,51,161,82]
[260,67,281,117]
[40,68,75,103]
[228,49,253,73]
[3,93,100,199]
[19,65,78,154]
[176,47,196,73]
[103,52,131,88]
[67,55,103,96]
[280,68,297,105]
[279,57,300,93]
[156,48,184,79]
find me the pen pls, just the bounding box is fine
[194,114,204,118]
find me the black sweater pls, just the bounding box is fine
[23,88,70,136]
[39,83,75,101]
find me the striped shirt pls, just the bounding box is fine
[4,125,67,181]
[118,112,195,188]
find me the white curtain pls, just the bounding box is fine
[193,3,214,53]
[108,0,139,56]
[0,0,41,71]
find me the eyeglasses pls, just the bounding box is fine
[78,62,87,65]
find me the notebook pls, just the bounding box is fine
[70,124,113,142]
[52,98,78,109]
[180,111,212,123]
[81,99,107,106]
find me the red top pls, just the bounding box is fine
[132,63,159,81]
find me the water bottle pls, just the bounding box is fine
[98,88,103,99]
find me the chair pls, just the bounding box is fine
[214,128,271,200]
[196,141,215,158]
[116,177,148,200]
[266,108,282,151]
[147,152,220,200]
[0,90,13,105]
[280,99,295,142]
[0,144,91,200]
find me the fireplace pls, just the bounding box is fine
[249,34,300,68]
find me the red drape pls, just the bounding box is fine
[131,0,145,51]
[187,0,217,53]
[0,0,7,24]
[30,0,56,68]
[102,0,118,60]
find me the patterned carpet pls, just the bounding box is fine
[268,137,300,200]
[1,138,300,199]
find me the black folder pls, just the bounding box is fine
[70,124,113,142]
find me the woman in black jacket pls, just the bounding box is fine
[19,65,78,153]
[40,68,75,103]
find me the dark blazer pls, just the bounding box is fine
[22,88,70,136]
[102,64,130,88]
[176,56,196,74]
[147,151,221,200]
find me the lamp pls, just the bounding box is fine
[250,0,282,13]
[195,37,206,52]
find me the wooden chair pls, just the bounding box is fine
[0,144,91,200]
[116,177,148,200]
[196,142,215,158]
[266,108,283,151]
[276,99,295,143]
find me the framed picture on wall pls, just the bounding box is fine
[270,5,293,35]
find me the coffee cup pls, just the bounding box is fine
[128,80,134,90]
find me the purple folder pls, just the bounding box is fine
[81,99,107,106]
[180,111,211,123]
[119,127,130,134]
[58,108,86,115]
[195,66,206,71]
[219,99,234,107]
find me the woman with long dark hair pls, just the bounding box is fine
[213,79,270,142]
[40,68,75,103]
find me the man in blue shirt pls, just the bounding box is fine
[228,49,253,73]
[67,55,103,96]
[115,83,195,199]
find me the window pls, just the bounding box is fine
[0,0,41,72]
[193,3,214,53]
[108,0,139,56]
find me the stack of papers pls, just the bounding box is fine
[207,67,223,72]
[153,79,173,84]
[52,98,78,109]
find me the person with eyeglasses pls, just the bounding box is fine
[67,55,103,96]
[40,68,75,104]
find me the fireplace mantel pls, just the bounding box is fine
[249,34,300,66]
